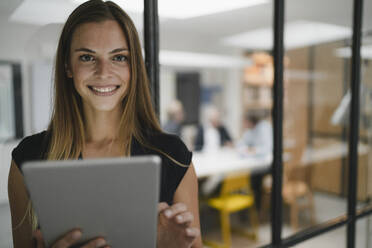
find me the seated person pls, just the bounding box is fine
[238,110,273,157]
[194,105,232,152]
[238,110,273,210]
[162,100,185,137]
[194,106,233,196]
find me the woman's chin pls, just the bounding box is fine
[84,102,123,113]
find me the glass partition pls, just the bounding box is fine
[282,0,354,238]
[158,0,273,246]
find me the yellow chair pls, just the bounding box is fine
[203,172,259,248]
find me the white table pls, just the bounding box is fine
[301,141,369,165]
[192,148,272,178]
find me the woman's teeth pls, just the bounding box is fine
[91,86,117,93]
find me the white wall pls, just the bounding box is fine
[0,17,60,136]
[226,68,243,140]
[201,68,242,140]
[31,62,53,133]
[159,68,176,125]
[0,18,58,203]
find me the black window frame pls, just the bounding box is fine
[0,61,23,140]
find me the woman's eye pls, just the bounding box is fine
[79,54,94,62]
[113,55,128,62]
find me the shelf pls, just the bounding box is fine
[244,102,273,109]
[243,77,273,87]
[242,52,274,112]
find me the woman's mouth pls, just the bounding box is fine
[88,85,120,96]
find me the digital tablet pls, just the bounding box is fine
[22,155,161,247]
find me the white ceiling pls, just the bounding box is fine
[2,0,372,57]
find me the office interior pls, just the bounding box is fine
[0,0,372,247]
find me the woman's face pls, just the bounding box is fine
[68,20,130,112]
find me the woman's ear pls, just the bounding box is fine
[65,64,73,78]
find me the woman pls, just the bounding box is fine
[8,1,202,247]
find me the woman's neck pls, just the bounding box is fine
[84,106,122,144]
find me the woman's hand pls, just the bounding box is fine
[33,229,110,248]
[157,202,200,248]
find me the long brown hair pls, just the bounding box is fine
[48,0,161,160]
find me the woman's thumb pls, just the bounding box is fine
[32,230,45,248]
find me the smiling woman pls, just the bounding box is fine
[7,1,202,248]
[67,21,131,113]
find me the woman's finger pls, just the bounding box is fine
[32,230,45,248]
[175,211,194,225]
[157,202,169,214]
[81,238,108,248]
[163,203,187,219]
[52,229,82,248]
[185,227,200,239]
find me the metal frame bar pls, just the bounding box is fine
[341,42,349,197]
[347,0,364,246]
[260,206,372,247]
[271,0,285,246]
[12,63,24,138]
[307,45,315,146]
[356,205,372,219]
[0,61,23,139]
[144,0,160,116]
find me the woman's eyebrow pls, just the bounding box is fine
[74,48,129,53]
[109,48,129,54]
[74,48,95,53]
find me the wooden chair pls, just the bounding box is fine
[282,149,316,230]
[262,147,315,230]
[203,172,259,248]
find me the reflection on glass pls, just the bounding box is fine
[282,40,352,237]
[0,64,15,141]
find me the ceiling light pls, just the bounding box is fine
[10,0,76,25]
[223,20,351,50]
[335,45,372,59]
[10,0,142,27]
[72,0,269,19]
[159,50,251,68]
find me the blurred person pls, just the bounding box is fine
[238,110,273,210]
[194,105,232,152]
[194,106,233,198]
[238,110,273,157]
[7,1,202,248]
[163,100,184,137]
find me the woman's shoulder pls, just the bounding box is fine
[146,131,192,166]
[11,130,49,169]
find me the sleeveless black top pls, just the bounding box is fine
[11,131,192,205]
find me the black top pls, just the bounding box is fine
[11,131,192,205]
[194,125,232,151]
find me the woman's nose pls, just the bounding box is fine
[95,60,112,78]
